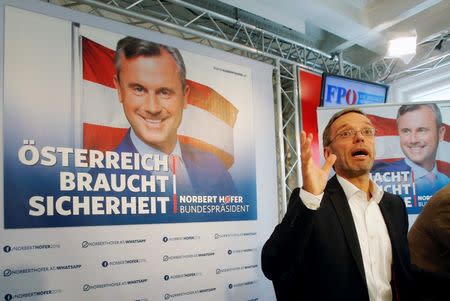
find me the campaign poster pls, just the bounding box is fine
[3,9,258,228]
[1,2,277,301]
[317,102,450,222]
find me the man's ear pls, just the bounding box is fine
[438,125,446,141]
[324,146,332,159]
[183,84,190,109]
[113,75,122,103]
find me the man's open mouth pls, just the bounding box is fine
[351,149,369,157]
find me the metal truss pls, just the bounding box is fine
[274,60,301,220]
[49,0,362,76]
[365,31,450,83]
[386,51,450,83]
[47,0,450,84]
[366,57,398,83]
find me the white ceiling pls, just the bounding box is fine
[219,0,450,67]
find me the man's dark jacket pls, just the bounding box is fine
[261,175,417,301]
[115,129,236,194]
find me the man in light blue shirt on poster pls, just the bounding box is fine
[403,157,448,196]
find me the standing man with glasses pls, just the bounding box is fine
[262,108,419,300]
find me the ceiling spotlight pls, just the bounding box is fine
[387,35,417,64]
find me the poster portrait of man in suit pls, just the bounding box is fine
[372,103,449,197]
[112,36,236,195]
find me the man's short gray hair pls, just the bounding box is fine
[322,108,368,147]
[114,36,187,90]
[397,103,442,128]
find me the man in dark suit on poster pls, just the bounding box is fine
[112,36,235,195]
[262,108,422,300]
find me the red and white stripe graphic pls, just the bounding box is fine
[171,155,177,214]
[368,114,450,176]
[81,37,238,168]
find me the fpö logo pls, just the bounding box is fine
[324,84,384,105]
[324,84,359,105]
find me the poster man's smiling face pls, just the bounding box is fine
[114,49,189,154]
[397,106,445,171]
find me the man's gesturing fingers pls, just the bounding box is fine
[300,131,313,161]
[322,153,336,174]
[300,131,336,195]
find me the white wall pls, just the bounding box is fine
[387,63,450,103]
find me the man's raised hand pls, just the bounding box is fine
[300,131,336,195]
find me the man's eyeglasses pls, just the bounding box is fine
[330,127,376,143]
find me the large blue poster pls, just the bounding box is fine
[3,13,257,228]
[1,3,277,301]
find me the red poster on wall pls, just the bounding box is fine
[299,70,322,164]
